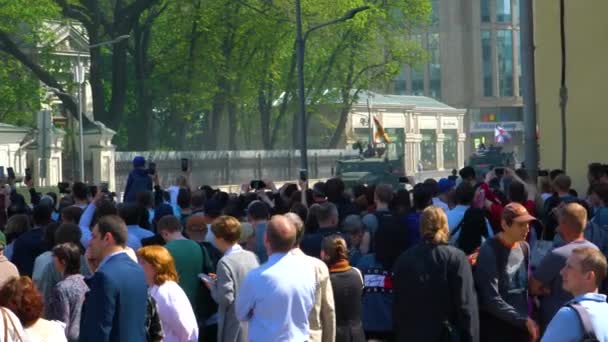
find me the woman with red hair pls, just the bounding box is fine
[0,276,67,341]
[137,245,198,342]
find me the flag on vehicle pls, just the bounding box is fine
[373,116,391,144]
[494,124,512,144]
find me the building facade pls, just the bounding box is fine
[348,92,466,176]
[535,0,608,194]
[392,0,524,161]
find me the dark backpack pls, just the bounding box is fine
[568,302,599,342]
[543,195,588,240]
[372,211,407,252]
[452,208,490,256]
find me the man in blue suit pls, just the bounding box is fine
[79,215,148,342]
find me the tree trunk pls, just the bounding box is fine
[328,105,351,148]
[132,4,165,150]
[207,77,227,150]
[227,98,238,150]
[106,38,130,130]
[328,52,358,148]
[258,86,272,149]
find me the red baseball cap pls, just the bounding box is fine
[502,202,537,223]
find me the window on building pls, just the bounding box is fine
[394,80,406,95]
[481,0,491,22]
[394,67,407,95]
[428,33,441,99]
[411,34,425,96]
[420,130,437,170]
[481,30,493,97]
[431,0,440,24]
[411,64,425,96]
[443,130,458,170]
[497,30,514,96]
[516,30,523,96]
[496,0,512,22]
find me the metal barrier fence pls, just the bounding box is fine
[114,149,357,192]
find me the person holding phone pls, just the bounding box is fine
[202,216,259,342]
[123,156,153,204]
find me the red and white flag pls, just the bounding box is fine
[494,124,511,144]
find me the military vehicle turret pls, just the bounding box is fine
[334,141,406,189]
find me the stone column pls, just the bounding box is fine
[90,145,116,191]
[458,133,467,169]
[404,134,421,175]
[457,114,466,169]
[436,133,445,171]
[27,128,65,188]
[435,115,444,170]
[84,122,117,191]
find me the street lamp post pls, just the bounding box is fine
[74,34,129,181]
[295,1,369,180]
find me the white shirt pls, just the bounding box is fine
[168,186,181,207]
[149,281,199,342]
[224,244,243,256]
[205,224,217,247]
[25,318,67,342]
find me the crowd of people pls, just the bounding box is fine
[0,157,608,342]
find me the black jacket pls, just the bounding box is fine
[393,242,479,342]
[300,226,344,259]
[330,267,366,342]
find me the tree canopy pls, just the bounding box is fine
[0,0,431,150]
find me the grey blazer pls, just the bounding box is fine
[210,248,259,342]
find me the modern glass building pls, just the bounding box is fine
[392,0,524,161]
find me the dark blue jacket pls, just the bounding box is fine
[79,252,148,342]
[123,169,152,203]
[11,227,45,277]
[356,254,394,333]
[301,226,344,259]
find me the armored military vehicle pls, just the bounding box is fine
[335,142,406,189]
[468,146,515,175]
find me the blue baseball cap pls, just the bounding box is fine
[133,156,146,167]
[438,178,455,193]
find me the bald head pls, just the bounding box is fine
[265,215,297,254]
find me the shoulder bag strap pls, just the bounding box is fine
[568,302,598,341]
[520,241,530,270]
[1,307,23,342]
[352,267,364,289]
[2,308,8,342]
[488,238,507,283]
[451,212,467,238]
